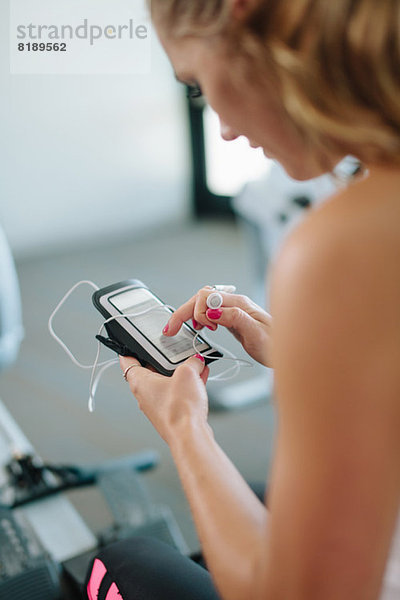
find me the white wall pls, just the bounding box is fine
[0,2,191,258]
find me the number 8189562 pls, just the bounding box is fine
[18,43,67,51]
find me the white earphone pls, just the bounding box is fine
[206,292,223,309]
[206,285,236,310]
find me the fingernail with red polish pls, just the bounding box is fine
[207,309,222,320]
[163,324,169,334]
[195,353,205,362]
[192,318,199,329]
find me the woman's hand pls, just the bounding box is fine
[163,287,273,368]
[119,354,210,444]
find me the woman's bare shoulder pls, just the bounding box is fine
[271,167,400,411]
[274,167,400,290]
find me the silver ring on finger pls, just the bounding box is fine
[123,364,140,382]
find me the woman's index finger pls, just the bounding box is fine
[164,295,197,336]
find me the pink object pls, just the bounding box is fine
[207,308,222,320]
[195,353,205,362]
[163,324,169,334]
[105,582,123,599]
[87,559,107,600]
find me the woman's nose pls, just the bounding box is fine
[220,120,240,142]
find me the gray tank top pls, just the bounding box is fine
[381,510,400,599]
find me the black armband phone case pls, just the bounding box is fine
[92,280,222,377]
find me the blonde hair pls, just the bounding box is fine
[150,0,400,167]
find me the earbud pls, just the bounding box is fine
[206,285,236,310]
[206,292,223,310]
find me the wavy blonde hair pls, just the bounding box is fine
[150,0,400,167]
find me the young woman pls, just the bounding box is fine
[86,1,400,598]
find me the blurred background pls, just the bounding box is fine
[0,0,340,565]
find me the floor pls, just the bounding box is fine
[0,218,276,554]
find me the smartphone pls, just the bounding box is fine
[92,280,222,376]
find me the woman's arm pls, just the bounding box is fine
[120,354,269,599]
[156,211,399,599]
[121,178,400,600]
[169,419,268,598]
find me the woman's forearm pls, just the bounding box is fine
[169,417,269,600]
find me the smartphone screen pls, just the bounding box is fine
[109,287,211,364]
